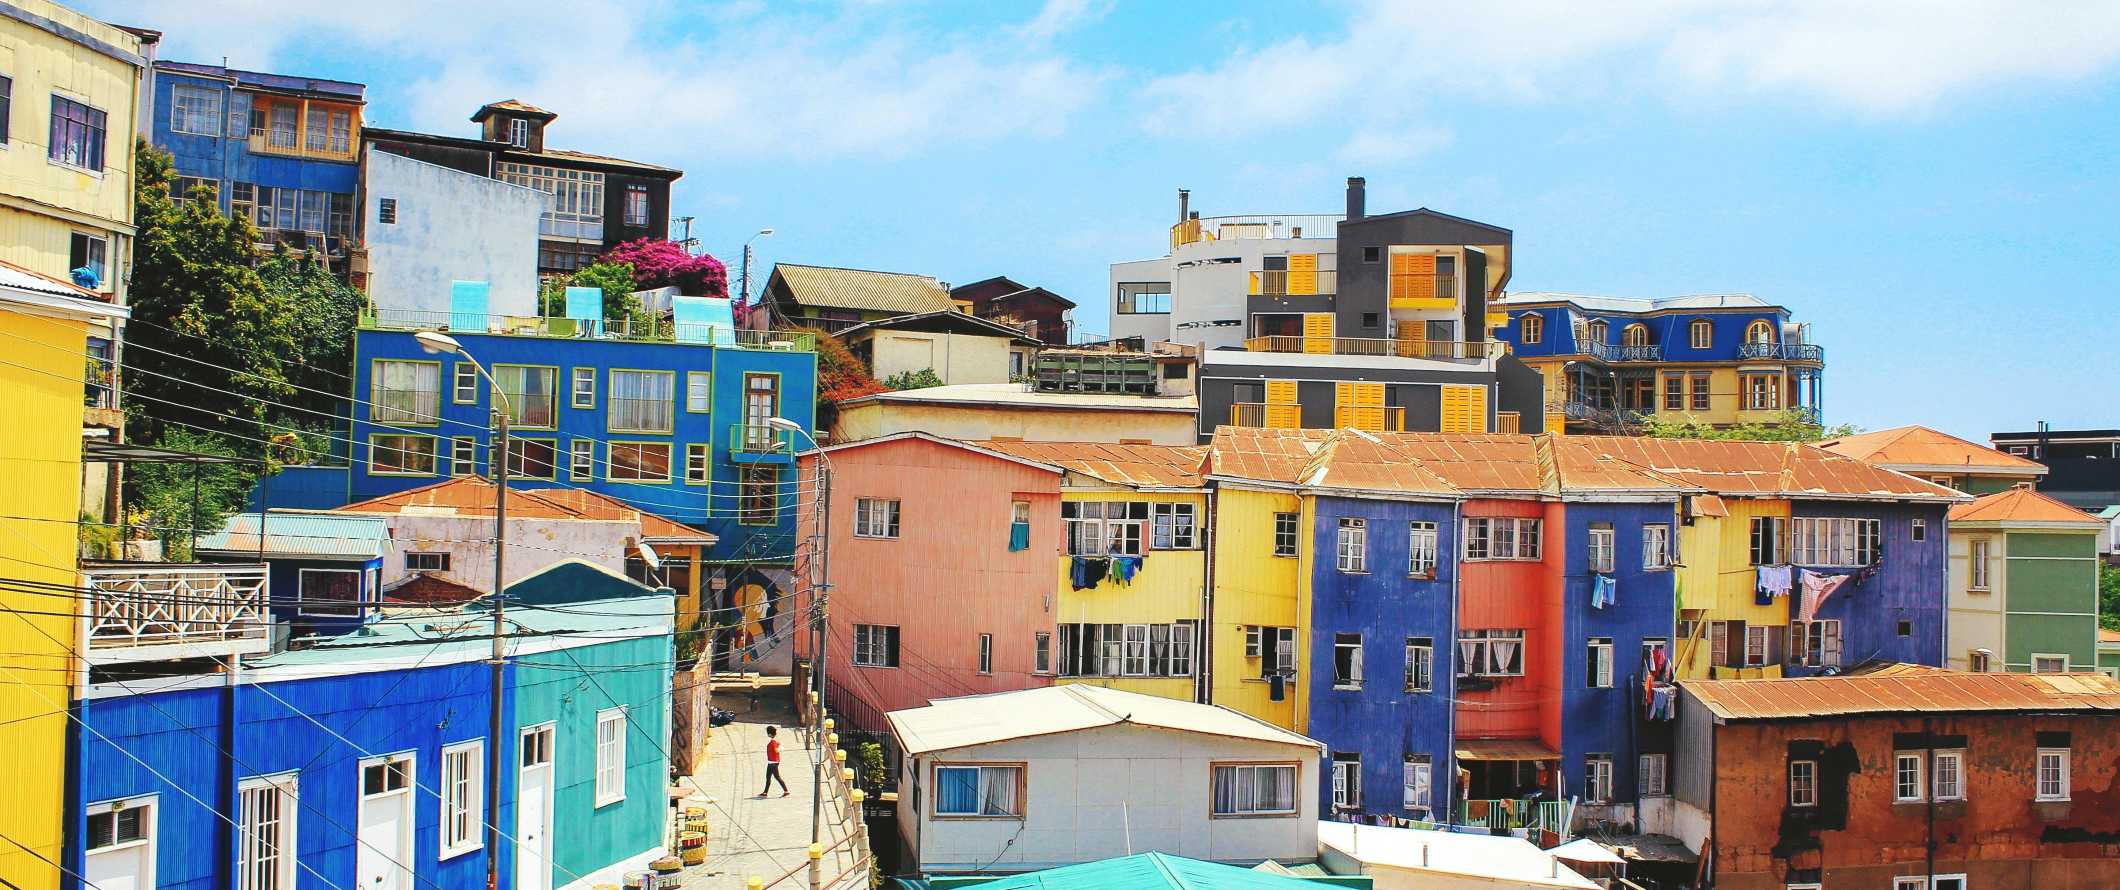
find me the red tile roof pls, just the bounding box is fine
[1682,667,2120,720]
[1948,487,2103,525]
[381,572,483,606]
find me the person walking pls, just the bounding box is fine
[758,725,790,797]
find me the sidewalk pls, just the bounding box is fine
[672,689,828,888]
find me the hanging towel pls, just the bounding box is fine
[1756,564,1794,603]
[1114,555,1143,584]
[1008,520,1030,552]
[1799,570,1852,622]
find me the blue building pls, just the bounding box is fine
[1492,292,1825,434]
[195,511,391,636]
[1555,498,1679,823]
[149,62,365,274]
[71,565,673,890]
[1785,498,1950,675]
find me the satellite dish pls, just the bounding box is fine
[638,541,661,570]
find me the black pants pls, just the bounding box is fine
[762,762,788,794]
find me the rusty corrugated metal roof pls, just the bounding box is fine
[1948,487,2104,525]
[770,263,957,315]
[1682,668,2120,721]
[1455,738,1561,761]
[1819,425,2046,473]
[338,477,716,542]
[975,440,1208,488]
[1571,436,1967,501]
[1205,427,1333,485]
[1318,432,1538,495]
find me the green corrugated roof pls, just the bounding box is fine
[195,512,390,559]
[939,853,1352,890]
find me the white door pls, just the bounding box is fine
[357,755,415,890]
[83,797,155,890]
[516,724,557,890]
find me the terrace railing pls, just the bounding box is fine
[360,305,816,352]
[82,562,271,664]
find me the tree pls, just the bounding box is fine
[804,327,887,431]
[2100,564,2120,632]
[1639,409,1856,443]
[539,261,647,328]
[602,238,727,299]
[257,247,365,423]
[123,429,260,561]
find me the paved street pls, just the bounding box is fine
[673,685,827,888]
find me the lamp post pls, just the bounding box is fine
[416,331,512,890]
[765,415,832,878]
[741,228,774,324]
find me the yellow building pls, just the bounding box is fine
[1201,429,1332,730]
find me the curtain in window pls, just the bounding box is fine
[980,767,1019,816]
[938,768,978,814]
[1491,638,1521,674]
[1256,765,1290,811]
[1213,766,1241,813]
[1459,639,1483,675]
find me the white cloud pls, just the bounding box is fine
[1015,0,1112,44]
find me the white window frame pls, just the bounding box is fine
[297,567,364,617]
[2036,748,2070,801]
[1034,632,1052,675]
[1212,763,1299,816]
[456,362,481,405]
[1745,625,1769,667]
[1639,753,1667,797]
[684,443,710,485]
[439,739,484,858]
[1969,537,1992,591]
[1408,521,1437,577]
[508,117,529,147]
[568,438,595,481]
[1336,517,1367,573]
[933,764,1024,817]
[853,624,899,668]
[1272,512,1299,557]
[1791,517,1882,567]
[1932,749,1963,801]
[1587,523,1615,573]
[1331,754,1361,810]
[84,794,157,870]
[1403,756,1433,810]
[1584,754,1613,804]
[1458,629,1526,678]
[854,498,901,539]
[1895,751,1926,802]
[570,367,596,409]
[405,551,449,573]
[686,371,712,413]
[1404,637,1433,693]
[595,707,627,807]
[1588,637,1613,688]
[1463,516,1542,561]
[1642,524,1671,570]
[1789,759,1817,807]
[977,633,993,674]
[1333,633,1364,690]
[2032,653,2068,673]
[1912,518,1928,541]
[1170,622,1195,677]
[1151,502,1197,550]
[237,774,296,890]
[171,84,223,136]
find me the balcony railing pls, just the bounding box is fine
[82,562,271,664]
[1388,275,1457,307]
[1251,269,1338,297]
[1172,213,1344,249]
[1455,798,1573,834]
[1739,342,1825,362]
[730,422,797,457]
[360,305,817,352]
[1578,340,1613,362]
[1244,336,1502,362]
[1615,344,1663,362]
[1335,405,1407,432]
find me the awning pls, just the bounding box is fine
[1455,738,1560,761]
[1687,494,1728,518]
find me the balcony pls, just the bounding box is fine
[1388,275,1457,310]
[360,305,817,352]
[1739,342,1825,363]
[1171,213,1343,249]
[729,423,797,463]
[1249,269,1338,298]
[1244,336,1502,362]
[82,562,271,664]
[1615,345,1663,362]
[1335,405,1408,432]
[1229,402,1298,429]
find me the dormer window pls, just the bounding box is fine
[508,118,529,148]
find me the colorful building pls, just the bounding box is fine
[1494,293,1824,434]
[1990,427,2120,512]
[831,349,1199,446]
[1821,425,2047,495]
[1944,487,2106,673]
[193,511,391,636]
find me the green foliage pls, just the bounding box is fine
[258,248,366,414]
[125,429,261,562]
[1638,409,1856,443]
[536,262,648,333]
[882,368,944,391]
[2100,564,2120,632]
[856,741,888,792]
[78,511,119,560]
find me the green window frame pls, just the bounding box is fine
[369,433,439,476]
[684,443,710,485]
[449,436,476,476]
[491,364,558,429]
[571,367,596,410]
[686,371,712,414]
[370,359,441,425]
[607,369,675,434]
[607,441,673,482]
[738,465,778,526]
[452,361,479,405]
[568,439,595,481]
[506,437,559,480]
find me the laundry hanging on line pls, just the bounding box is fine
[1069,555,1109,590]
[1798,569,1852,622]
[1756,564,1794,604]
[1590,573,1618,609]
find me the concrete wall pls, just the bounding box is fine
[1107,257,1170,345]
[833,400,1199,446]
[372,514,636,592]
[866,330,1012,385]
[1166,236,1337,352]
[905,722,1320,872]
[364,149,543,318]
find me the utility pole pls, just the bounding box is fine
[675,216,697,253]
[809,460,832,890]
[485,404,510,890]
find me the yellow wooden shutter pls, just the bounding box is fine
[1289,254,1318,295]
[1440,385,1489,433]
[1302,313,1335,354]
[1265,380,1300,428]
[1395,320,1425,357]
[1389,253,1436,300]
[1334,383,1386,430]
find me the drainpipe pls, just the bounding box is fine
[1200,482,1217,705]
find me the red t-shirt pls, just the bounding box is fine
[767,738,781,763]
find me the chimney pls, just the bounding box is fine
[1178,189,1191,224]
[1346,176,1366,220]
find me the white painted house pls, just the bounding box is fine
[362,148,544,319]
[887,684,1324,875]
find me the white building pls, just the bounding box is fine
[1317,822,1597,890]
[888,684,1324,874]
[1109,213,1341,353]
[362,148,544,320]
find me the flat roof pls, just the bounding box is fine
[838,382,1196,414]
[1318,823,1596,889]
[887,684,1320,756]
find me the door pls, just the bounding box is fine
[83,797,155,890]
[1302,313,1335,354]
[1425,320,1456,359]
[357,755,415,890]
[517,724,557,890]
[743,373,780,449]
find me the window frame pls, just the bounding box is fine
[1587,637,1614,688]
[854,497,902,539]
[1587,522,1615,574]
[438,739,484,858]
[1407,521,1437,578]
[1333,633,1364,690]
[2036,747,2070,801]
[1642,523,1671,570]
[1336,517,1367,573]
[370,358,443,426]
[491,364,559,430]
[1404,636,1433,693]
[48,93,107,172]
[1894,751,1926,802]
[570,366,596,409]
[1969,537,1992,591]
[1402,755,1433,810]
[1463,516,1542,561]
[2032,653,2069,673]
[1033,632,1052,675]
[623,184,650,226]
[1272,512,1299,558]
[594,708,627,807]
[171,84,223,136]
[931,762,1026,819]
[684,443,710,485]
[977,633,993,674]
[567,438,595,482]
[1151,502,1197,550]
[369,433,440,477]
[297,567,365,618]
[738,465,779,526]
[1638,753,1668,798]
[1211,762,1300,817]
[1788,759,1818,807]
[235,774,295,890]
[606,368,675,434]
[1689,318,1712,349]
[686,371,712,414]
[1583,754,1614,804]
[1519,313,1543,345]
[405,552,450,573]
[499,438,557,481]
[1331,753,1361,810]
[853,624,901,668]
[1932,749,1964,801]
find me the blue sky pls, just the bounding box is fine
[90,0,2120,439]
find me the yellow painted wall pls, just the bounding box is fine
[1945,525,2005,671]
[862,330,1012,386]
[0,3,141,306]
[1674,498,1790,679]
[1294,494,1317,731]
[1209,487,1302,728]
[1053,489,1207,702]
[0,307,91,890]
[832,400,1198,446]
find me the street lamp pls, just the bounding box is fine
[415,331,512,890]
[766,415,836,874]
[741,228,774,325]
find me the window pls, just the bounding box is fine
[1587,637,1613,688]
[451,362,480,405]
[1664,374,1685,411]
[1750,516,1787,565]
[1407,521,1437,577]
[1792,619,1843,668]
[1895,752,1925,801]
[1054,623,1193,678]
[568,439,595,481]
[2037,748,2070,800]
[608,443,671,481]
[49,94,106,170]
[595,708,627,806]
[1933,750,1964,801]
[1123,624,1149,676]
[66,230,109,289]
[569,367,595,409]
[406,552,450,572]
[378,197,398,225]
[1273,512,1299,557]
[1457,629,1526,677]
[1213,763,1297,816]
[1402,756,1433,809]
[2033,654,2069,673]
[1336,518,1367,572]
[370,435,438,475]
[372,360,440,424]
[739,466,778,525]
[449,436,476,477]
[237,776,295,890]
[87,797,153,855]
[1745,625,1769,666]
[1152,502,1197,549]
[230,181,256,221]
[686,372,711,413]
[1333,633,1364,689]
[854,624,900,667]
[1519,314,1543,344]
[855,498,901,539]
[1642,524,1671,570]
[1690,371,1711,411]
[935,764,1023,817]
[1583,754,1614,803]
[1621,323,1650,347]
[1969,538,1992,590]
[172,85,222,136]
[509,118,529,147]
[1114,281,1173,314]
[1062,501,1147,555]
[361,754,412,797]
[1745,373,1781,410]
[1404,637,1433,692]
[977,633,993,674]
[1034,632,1052,674]
[1970,649,1992,672]
[0,75,10,144]
[1912,518,1927,542]
[1463,517,1541,560]
[499,163,605,239]
[1746,320,1775,345]
[684,443,709,485]
[1789,759,1817,806]
[1588,523,1615,573]
[298,568,362,617]
[1689,318,1712,349]
[1792,517,1881,566]
[608,370,674,433]
[1585,320,1608,344]
[621,184,652,227]
[506,439,558,480]
[492,365,557,428]
[1639,753,1668,797]
[439,740,483,857]
[1331,753,1361,809]
[1641,638,1669,673]
[1362,246,1382,263]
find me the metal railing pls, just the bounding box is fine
[1388,274,1457,302]
[1244,336,1502,361]
[1252,269,1339,297]
[360,305,818,352]
[1456,798,1573,834]
[1335,405,1407,432]
[1740,342,1825,362]
[1615,345,1663,362]
[730,422,796,457]
[1578,340,1613,362]
[83,562,271,662]
[1172,213,1344,248]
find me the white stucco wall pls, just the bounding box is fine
[900,723,1321,873]
[363,149,545,319]
[373,515,637,592]
[868,331,1013,385]
[1111,237,1339,352]
[1108,258,1172,345]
